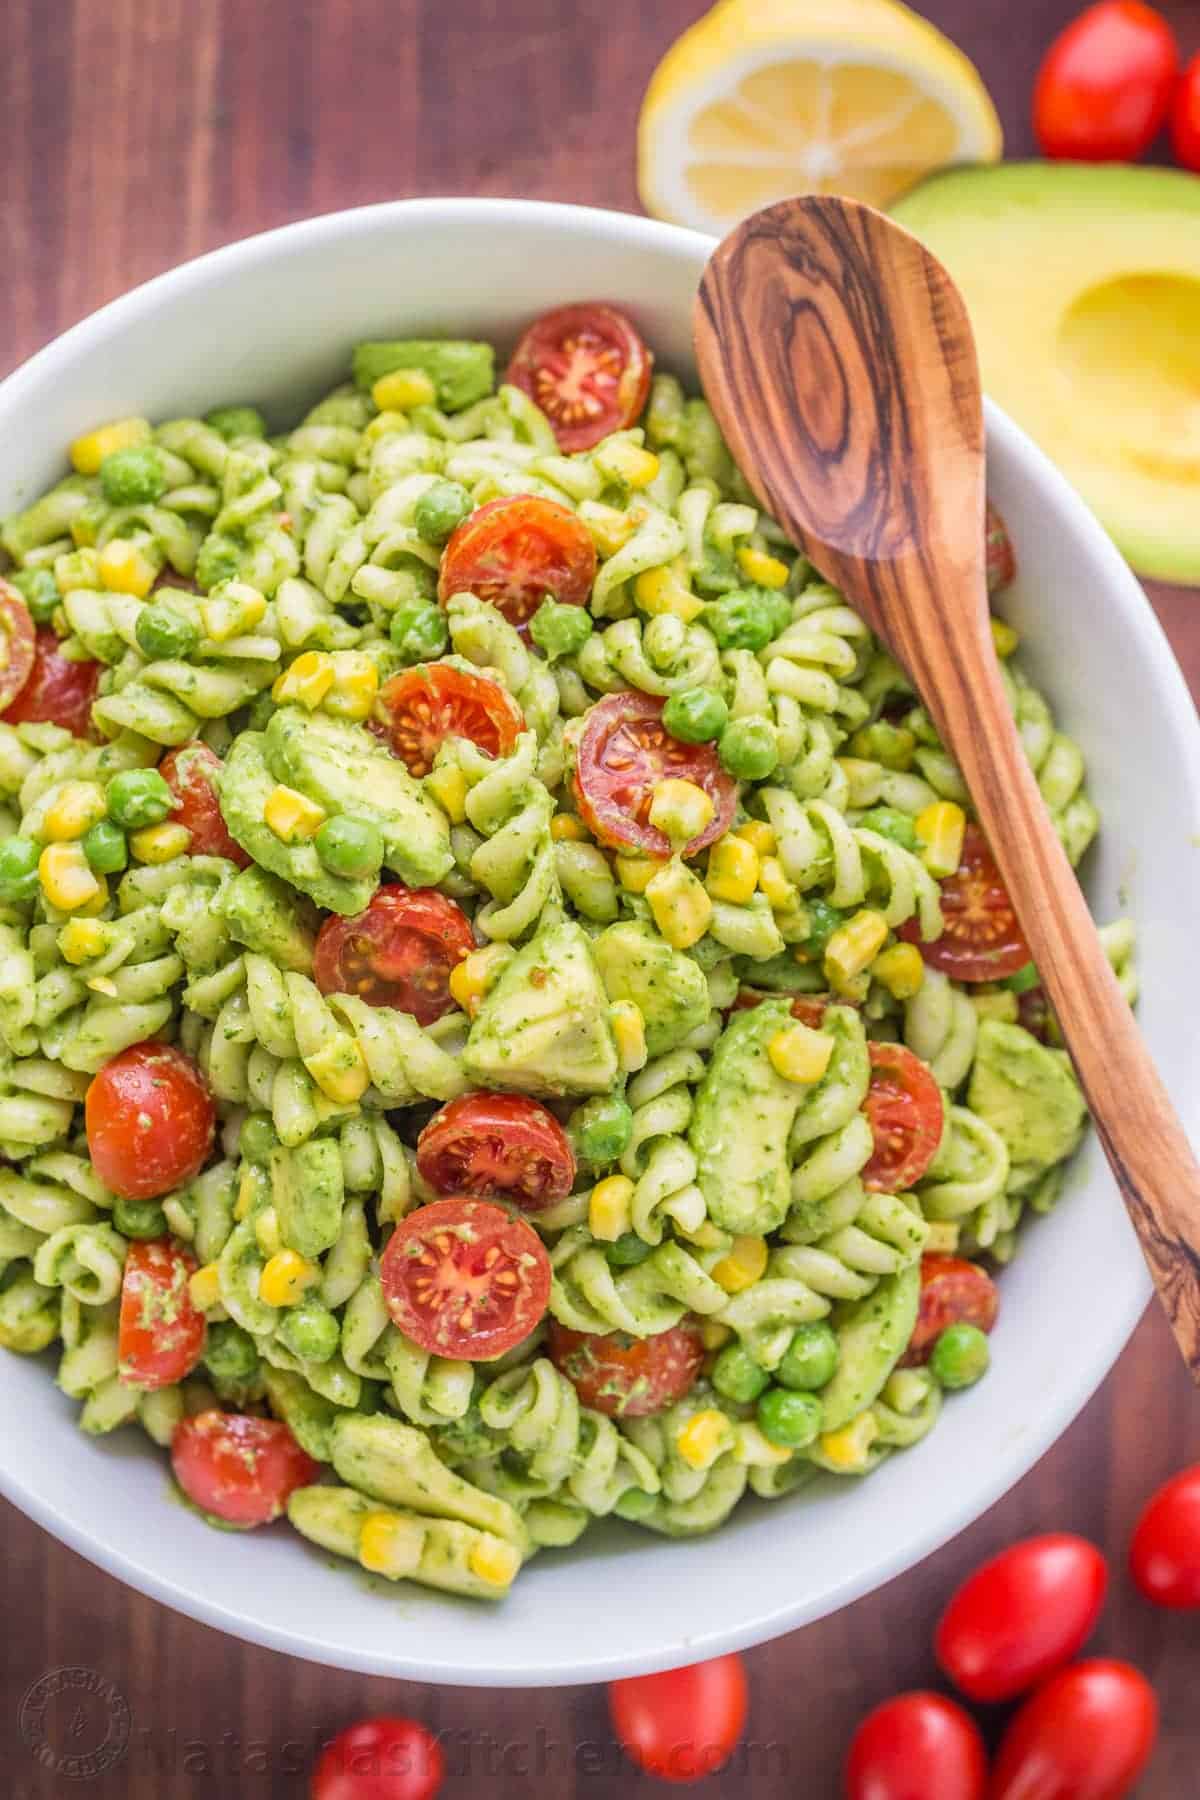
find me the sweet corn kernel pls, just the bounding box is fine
[916,801,966,879]
[43,781,107,842]
[645,860,713,950]
[371,368,437,411]
[69,417,151,475]
[610,1000,648,1074]
[736,546,790,589]
[711,1234,769,1295]
[272,649,335,709]
[97,539,157,598]
[259,1248,321,1308]
[633,566,704,623]
[467,1534,522,1589]
[758,855,797,911]
[254,1205,282,1259]
[768,1023,835,1085]
[872,942,925,1001]
[57,918,107,965]
[306,1036,371,1105]
[706,834,759,905]
[358,1509,424,1578]
[549,812,587,842]
[648,778,714,847]
[588,1175,635,1242]
[735,819,776,857]
[991,617,1019,657]
[824,909,889,990]
[448,944,513,1016]
[819,1411,880,1473]
[734,1421,793,1467]
[595,439,660,489]
[264,785,326,843]
[925,1222,961,1254]
[426,762,469,824]
[188,1263,222,1313]
[38,842,101,912]
[971,990,1019,1023]
[202,583,267,644]
[578,501,637,557]
[325,651,379,722]
[676,1409,733,1471]
[129,822,190,864]
[700,1320,733,1351]
[615,854,658,895]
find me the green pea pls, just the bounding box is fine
[112,1197,167,1239]
[315,815,384,880]
[80,819,127,876]
[9,566,61,625]
[238,1113,279,1166]
[930,1322,991,1390]
[799,897,846,958]
[719,716,778,781]
[777,1321,840,1391]
[757,1386,823,1449]
[0,836,40,903]
[135,603,200,662]
[572,1093,633,1165]
[702,586,786,652]
[529,598,593,663]
[605,1232,653,1269]
[389,599,449,665]
[99,445,167,507]
[712,1342,770,1405]
[206,406,266,442]
[662,686,729,744]
[1001,962,1042,994]
[106,767,174,829]
[413,480,472,545]
[204,1320,259,1384]
[277,1301,340,1364]
[195,533,241,592]
[857,806,919,852]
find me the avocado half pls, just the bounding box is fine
[893,161,1200,586]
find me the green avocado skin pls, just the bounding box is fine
[967,1018,1086,1172]
[690,1000,802,1236]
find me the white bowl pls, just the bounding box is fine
[1,199,1197,1687]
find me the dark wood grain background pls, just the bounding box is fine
[2,3,1198,1794]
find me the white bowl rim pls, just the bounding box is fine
[0,195,1195,1686]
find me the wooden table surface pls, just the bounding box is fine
[2,2,1198,1794]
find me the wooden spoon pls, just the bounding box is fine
[695,194,1200,1375]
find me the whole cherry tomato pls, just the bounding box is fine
[991,1660,1158,1800]
[1034,2,1178,161]
[1130,1464,1200,1607]
[935,1534,1108,1703]
[311,1716,445,1800]
[1170,53,1200,169]
[172,1411,319,1527]
[86,1041,215,1200]
[844,1691,987,1800]
[609,1654,747,1784]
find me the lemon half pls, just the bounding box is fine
[637,0,1002,233]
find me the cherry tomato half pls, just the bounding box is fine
[900,1255,999,1368]
[548,1318,705,1419]
[416,1093,575,1209]
[573,691,735,858]
[158,741,251,866]
[86,1041,215,1201]
[0,578,37,712]
[313,885,475,1024]
[861,1042,944,1194]
[171,1410,320,1527]
[372,663,524,777]
[312,1715,445,1800]
[437,494,597,629]
[991,1659,1158,1800]
[505,303,653,453]
[380,1196,550,1360]
[935,1534,1108,1704]
[609,1653,747,1785]
[985,502,1016,595]
[1170,53,1200,169]
[901,824,1030,983]
[1130,1464,1200,1607]
[118,1238,207,1390]
[2,625,99,738]
[1034,1,1178,161]
[844,1691,987,1800]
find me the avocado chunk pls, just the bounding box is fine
[351,339,495,412]
[265,707,451,888]
[216,732,377,916]
[271,1139,345,1260]
[893,162,1200,584]
[967,1018,1086,1173]
[463,916,618,1097]
[592,921,710,1058]
[819,1264,920,1434]
[216,865,318,974]
[690,999,803,1236]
